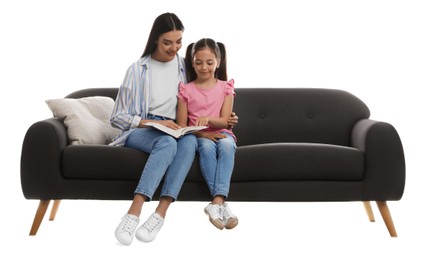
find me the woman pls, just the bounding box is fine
[110,13,238,245]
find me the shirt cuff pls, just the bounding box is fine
[131,115,142,129]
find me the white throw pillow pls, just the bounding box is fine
[45,96,120,145]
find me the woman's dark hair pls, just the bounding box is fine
[141,13,184,57]
[185,38,227,82]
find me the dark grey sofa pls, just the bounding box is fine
[20,88,405,237]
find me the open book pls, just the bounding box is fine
[144,122,207,138]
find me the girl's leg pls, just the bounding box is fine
[213,133,238,229]
[213,133,236,198]
[199,134,236,230]
[197,137,218,195]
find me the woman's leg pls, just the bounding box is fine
[159,134,198,211]
[116,128,177,245]
[125,128,178,211]
[135,134,197,242]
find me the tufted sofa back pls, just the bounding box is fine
[232,88,370,147]
[66,87,370,147]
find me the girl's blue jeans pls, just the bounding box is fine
[197,132,236,198]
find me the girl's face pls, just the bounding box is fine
[152,30,183,62]
[192,48,219,81]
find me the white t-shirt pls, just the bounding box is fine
[149,57,179,119]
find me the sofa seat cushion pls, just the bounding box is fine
[62,145,209,182]
[62,142,364,183]
[62,145,148,180]
[232,143,364,181]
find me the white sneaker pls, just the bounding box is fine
[223,203,238,229]
[135,212,164,242]
[204,203,224,230]
[115,214,140,245]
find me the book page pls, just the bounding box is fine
[144,122,207,138]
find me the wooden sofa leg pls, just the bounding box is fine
[376,201,398,237]
[363,201,375,222]
[49,200,61,221]
[29,200,51,236]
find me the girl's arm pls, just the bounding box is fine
[196,95,234,129]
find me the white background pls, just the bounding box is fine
[1,0,424,259]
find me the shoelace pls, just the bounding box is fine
[213,204,224,220]
[142,214,162,232]
[223,205,235,220]
[122,216,138,234]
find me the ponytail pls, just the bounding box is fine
[185,43,196,82]
[216,42,227,81]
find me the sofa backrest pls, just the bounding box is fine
[66,88,118,100]
[232,88,370,147]
[66,87,370,147]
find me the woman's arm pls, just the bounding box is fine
[176,98,189,127]
[110,85,141,131]
[228,112,238,128]
[112,86,180,130]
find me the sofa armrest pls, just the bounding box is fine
[351,119,405,200]
[20,118,69,199]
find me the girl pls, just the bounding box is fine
[177,38,238,230]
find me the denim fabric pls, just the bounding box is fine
[197,132,236,198]
[124,115,197,201]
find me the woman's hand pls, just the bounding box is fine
[196,131,227,142]
[158,120,181,130]
[228,112,238,128]
[140,119,180,129]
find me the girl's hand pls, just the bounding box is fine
[195,116,209,126]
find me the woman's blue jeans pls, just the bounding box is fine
[197,132,236,198]
[124,119,197,201]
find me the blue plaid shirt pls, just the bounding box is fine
[109,54,186,146]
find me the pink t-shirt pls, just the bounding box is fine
[177,79,236,140]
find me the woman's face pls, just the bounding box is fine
[192,48,218,81]
[152,30,183,62]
